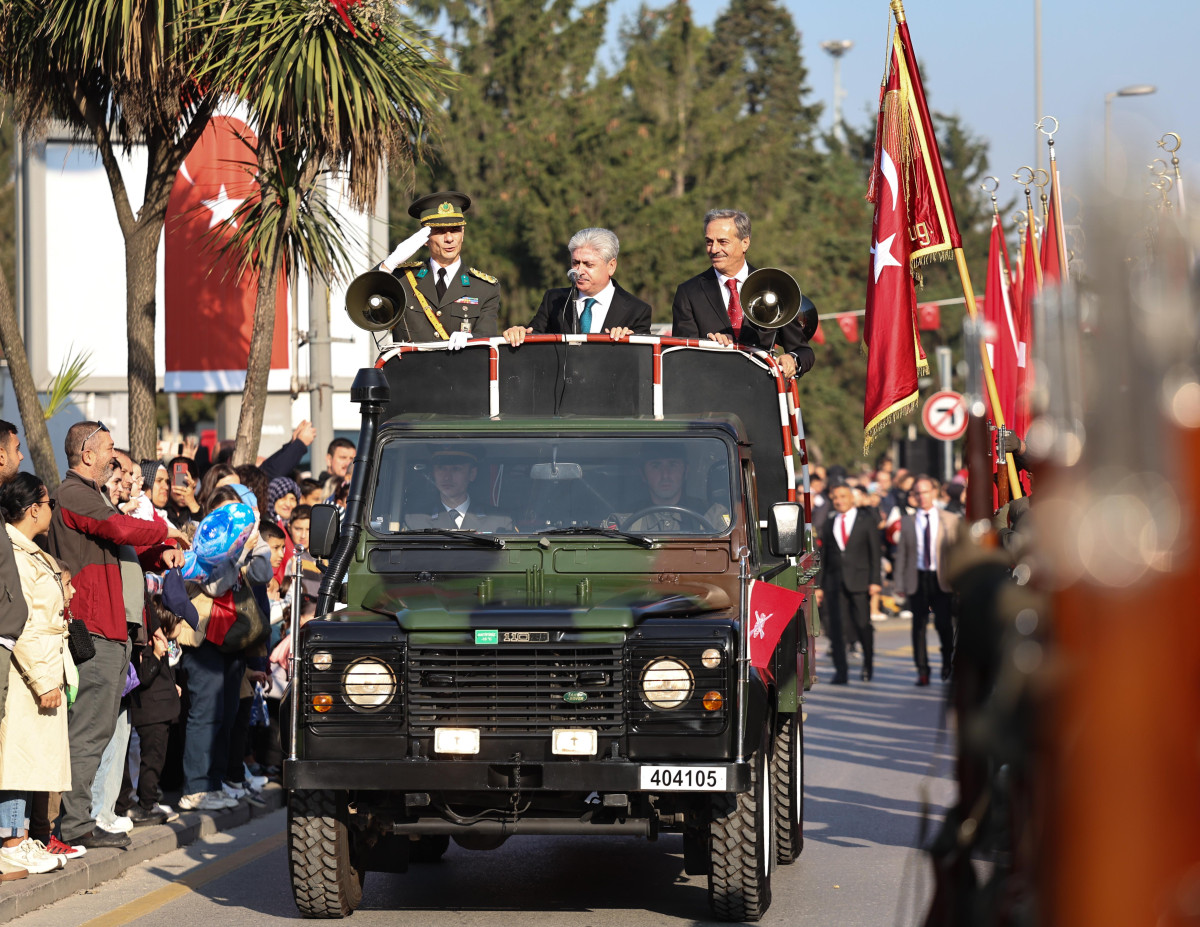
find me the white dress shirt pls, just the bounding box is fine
[715,263,750,312]
[833,507,857,552]
[575,280,615,333]
[431,257,463,290]
[915,507,940,571]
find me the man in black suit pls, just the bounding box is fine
[815,484,881,684]
[503,228,652,345]
[671,208,815,378]
[404,448,513,533]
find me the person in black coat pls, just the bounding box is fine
[816,484,881,684]
[671,208,815,379]
[503,228,652,345]
[118,597,182,825]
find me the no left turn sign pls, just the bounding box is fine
[921,390,968,441]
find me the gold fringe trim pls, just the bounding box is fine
[916,357,929,375]
[864,392,918,454]
[910,247,952,268]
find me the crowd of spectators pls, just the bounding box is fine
[0,419,351,881]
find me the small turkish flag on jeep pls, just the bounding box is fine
[747,581,806,670]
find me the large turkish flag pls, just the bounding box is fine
[164,115,289,392]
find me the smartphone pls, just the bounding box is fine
[172,462,189,488]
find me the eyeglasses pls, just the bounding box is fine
[80,421,109,454]
[25,498,56,512]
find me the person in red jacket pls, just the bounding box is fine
[48,422,183,850]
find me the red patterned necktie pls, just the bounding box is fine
[840,514,848,548]
[725,278,744,341]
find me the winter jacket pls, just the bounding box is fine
[0,509,29,643]
[0,525,74,791]
[130,634,180,725]
[48,470,168,642]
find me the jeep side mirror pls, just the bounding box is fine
[308,503,341,559]
[768,502,802,557]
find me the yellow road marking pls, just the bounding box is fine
[77,830,285,927]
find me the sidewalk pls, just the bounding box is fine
[0,784,284,924]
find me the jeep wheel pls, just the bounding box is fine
[410,834,450,863]
[288,789,364,918]
[708,730,772,921]
[770,711,804,864]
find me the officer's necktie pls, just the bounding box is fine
[436,267,447,300]
[452,508,464,528]
[580,297,597,334]
[725,278,744,341]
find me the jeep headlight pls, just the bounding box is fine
[343,658,396,711]
[640,657,693,710]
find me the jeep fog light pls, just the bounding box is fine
[701,647,723,669]
[434,728,480,755]
[311,650,333,671]
[343,658,396,710]
[640,657,693,710]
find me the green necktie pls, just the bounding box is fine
[580,297,597,334]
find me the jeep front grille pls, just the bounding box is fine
[407,644,625,734]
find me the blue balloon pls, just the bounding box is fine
[190,502,258,573]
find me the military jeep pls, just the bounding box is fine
[285,337,819,922]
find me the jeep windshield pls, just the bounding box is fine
[367,435,735,538]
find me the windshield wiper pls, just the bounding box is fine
[403,529,506,549]
[536,526,656,549]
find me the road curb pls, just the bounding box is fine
[0,784,284,924]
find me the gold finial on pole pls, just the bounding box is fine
[981,176,1001,216]
[890,0,906,24]
[1157,132,1185,214]
[1033,168,1051,221]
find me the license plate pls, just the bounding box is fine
[639,765,727,791]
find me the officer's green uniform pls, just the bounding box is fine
[384,191,501,342]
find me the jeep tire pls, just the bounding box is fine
[770,710,803,864]
[288,789,364,918]
[707,729,772,921]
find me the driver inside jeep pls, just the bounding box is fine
[402,447,514,533]
[606,444,731,534]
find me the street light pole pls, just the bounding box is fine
[1104,84,1157,186]
[820,40,853,148]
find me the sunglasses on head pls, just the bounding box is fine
[80,421,109,454]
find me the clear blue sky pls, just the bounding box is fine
[603,0,1198,213]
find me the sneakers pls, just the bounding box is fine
[1,838,63,874]
[177,791,237,812]
[0,858,28,881]
[220,782,246,801]
[153,803,179,823]
[44,836,86,860]
[96,812,133,834]
[126,805,168,827]
[76,829,131,849]
[30,839,68,868]
[243,765,270,792]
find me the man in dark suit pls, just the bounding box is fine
[404,448,512,533]
[816,484,881,684]
[893,475,960,686]
[380,191,502,343]
[503,228,651,345]
[671,209,816,379]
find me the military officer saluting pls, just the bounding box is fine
[377,191,501,343]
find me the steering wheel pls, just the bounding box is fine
[620,505,713,533]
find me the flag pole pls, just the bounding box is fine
[890,0,1023,498]
[1043,119,1071,282]
[1016,167,1045,290]
[1158,132,1185,216]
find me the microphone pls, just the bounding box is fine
[565,269,580,333]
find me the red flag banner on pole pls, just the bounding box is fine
[917,303,940,330]
[1014,228,1038,439]
[838,313,860,343]
[747,581,806,670]
[983,215,1020,426]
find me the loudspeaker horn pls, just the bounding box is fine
[740,267,801,330]
[346,270,408,332]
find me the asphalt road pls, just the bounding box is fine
[8,621,956,927]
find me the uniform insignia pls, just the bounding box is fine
[455,296,480,306]
[469,267,498,285]
[438,202,454,215]
[395,260,423,269]
[460,273,470,287]
[416,267,429,279]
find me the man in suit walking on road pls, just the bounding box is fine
[816,484,881,684]
[503,228,651,345]
[670,208,815,379]
[893,474,960,686]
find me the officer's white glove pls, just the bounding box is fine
[380,226,432,272]
[447,330,471,351]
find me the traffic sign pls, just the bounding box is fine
[921,390,968,441]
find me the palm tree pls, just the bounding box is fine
[197,0,452,465]
[0,0,218,459]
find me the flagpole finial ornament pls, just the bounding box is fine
[1013,166,1036,187]
[889,0,906,23]
[1033,169,1050,190]
[1150,158,1169,177]
[980,176,1000,194]
[1158,132,1182,154]
[1036,115,1060,139]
